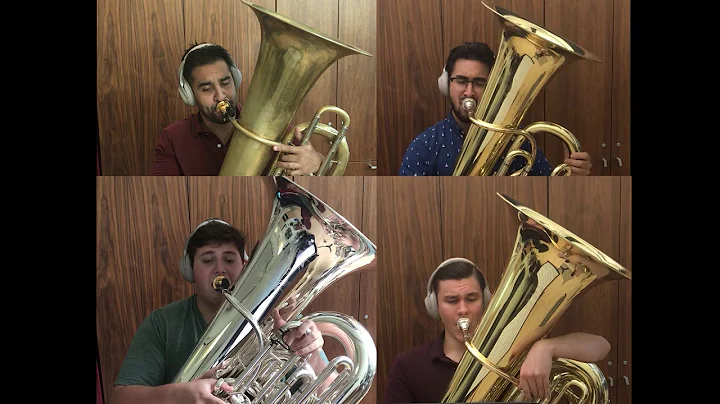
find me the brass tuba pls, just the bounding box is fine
[217,1,372,176]
[442,193,632,404]
[172,176,377,404]
[452,1,602,176]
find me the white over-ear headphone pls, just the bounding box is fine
[424,257,493,320]
[177,43,243,107]
[438,65,450,97]
[179,218,249,283]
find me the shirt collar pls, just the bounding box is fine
[430,330,455,363]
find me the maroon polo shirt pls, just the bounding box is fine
[383,332,459,404]
[151,106,243,176]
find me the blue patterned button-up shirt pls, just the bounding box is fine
[398,111,552,176]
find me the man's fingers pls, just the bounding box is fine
[519,379,531,401]
[279,153,301,163]
[271,308,285,331]
[528,378,539,401]
[295,320,313,336]
[273,144,297,154]
[564,158,587,167]
[201,360,230,379]
[275,161,300,170]
[211,379,233,393]
[294,338,323,356]
[541,376,550,401]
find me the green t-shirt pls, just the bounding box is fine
[114,295,328,386]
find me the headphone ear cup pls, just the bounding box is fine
[483,288,492,311]
[177,61,196,107]
[230,65,243,92]
[179,254,195,283]
[177,65,196,107]
[438,68,449,97]
[178,84,196,107]
[424,291,439,320]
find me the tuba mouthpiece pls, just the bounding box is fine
[461,98,477,113]
[457,318,471,332]
[212,275,230,292]
[216,101,235,118]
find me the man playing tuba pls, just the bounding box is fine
[383,257,610,403]
[398,42,593,177]
[112,219,333,404]
[151,42,324,176]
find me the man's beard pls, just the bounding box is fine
[451,100,472,124]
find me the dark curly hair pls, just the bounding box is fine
[445,41,495,77]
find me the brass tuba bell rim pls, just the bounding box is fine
[241,0,372,58]
[481,0,602,63]
[496,192,631,281]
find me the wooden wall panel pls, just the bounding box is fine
[377,0,630,176]
[98,0,376,175]
[543,0,614,174]
[360,176,378,404]
[440,177,548,290]
[187,176,277,253]
[97,176,376,404]
[377,0,445,175]
[376,177,443,400]
[96,0,186,175]
[340,0,378,169]
[618,176,632,403]
[546,176,622,404]
[612,1,631,175]
[96,176,191,403]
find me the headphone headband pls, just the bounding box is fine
[178,43,216,89]
[426,257,481,296]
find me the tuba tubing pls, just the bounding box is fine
[451,1,601,177]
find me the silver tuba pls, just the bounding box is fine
[172,176,377,404]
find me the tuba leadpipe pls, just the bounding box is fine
[441,192,631,404]
[173,176,377,404]
[217,1,371,176]
[452,1,601,177]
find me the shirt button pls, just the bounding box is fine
[217,144,222,148]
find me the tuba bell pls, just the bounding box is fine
[441,192,632,404]
[452,1,602,176]
[172,176,377,404]
[217,1,372,176]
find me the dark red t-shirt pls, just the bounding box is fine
[383,333,458,404]
[151,106,242,176]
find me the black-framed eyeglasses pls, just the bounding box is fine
[450,76,487,88]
